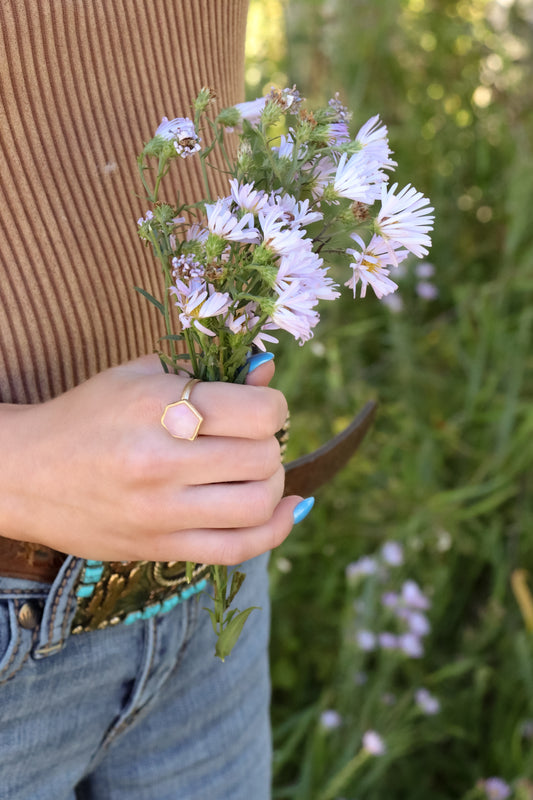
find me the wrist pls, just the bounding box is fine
[0,402,37,542]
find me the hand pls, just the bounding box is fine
[0,355,303,563]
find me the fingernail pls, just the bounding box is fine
[293,497,315,524]
[247,351,275,373]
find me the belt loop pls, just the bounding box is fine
[34,556,84,659]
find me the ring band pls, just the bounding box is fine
[161,378,204,441]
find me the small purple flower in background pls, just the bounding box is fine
[381,541,404,566]
[480,777,512,800]
[362,730,386,756]
[416,281,439,300]
[380,293,404,313]
[320,709,343,730]
[356,629,377,651]
[346,556,379,582]
[398,632,424,658]
[415,688,441,715]
[416,260,435,279]
[401,580,431,610]
[404,610,431,637]
[381,591,400,608]
[378,631,399,649]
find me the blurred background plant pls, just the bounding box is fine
[245,0,533,797]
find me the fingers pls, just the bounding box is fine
[158,464,286,530]
[157,435,283,486]
[146,495,302,565]
[152,377,287,440]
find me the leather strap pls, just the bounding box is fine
[283,401,377,497]
[0,401,377,583]
[0,537,66,583]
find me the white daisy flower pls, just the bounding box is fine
[171,286,231,337]
[376,183,434,258]
[185,223,209,244]
[355,115,397,170]
[309,156,337,200]
[273,133,297,160]
[270,283,320,344]
[269,194,323,228]
[345,234,409,299]
[333,151,385,204]
[206,199,260,244]
[258,208,311,256]
[234,96,267,126]
[229,179,269,214]
[276,251,340,302]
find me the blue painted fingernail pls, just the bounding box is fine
[247,352,275,373]
[293,497,315,524]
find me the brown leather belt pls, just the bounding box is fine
[0,401,377,584]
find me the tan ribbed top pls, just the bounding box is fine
[0,0,249,404]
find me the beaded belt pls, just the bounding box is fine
[71,559,210,634]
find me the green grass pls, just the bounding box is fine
[246,0,533,797]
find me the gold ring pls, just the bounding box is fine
[161,378,204,441]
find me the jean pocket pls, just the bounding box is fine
[0,598,40,686]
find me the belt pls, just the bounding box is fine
[0,401,376,627]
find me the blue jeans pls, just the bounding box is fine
[0,553,271,800]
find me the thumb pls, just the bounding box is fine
[116,354,178,377]
[245,352,276,388]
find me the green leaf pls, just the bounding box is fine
[204,607,219,635]
[227,571,246,607]
[215,607,259,661]
[158,333,185,342]
[134,286,165,316]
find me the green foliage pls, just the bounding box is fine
[245,0,533,797]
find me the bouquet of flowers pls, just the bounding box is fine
[135,85,434,658]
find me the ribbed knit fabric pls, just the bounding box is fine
[0,0,249,404]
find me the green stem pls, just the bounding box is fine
[318,751,370,800]
[183,328,200,377]
[137,155,156,203]
[200,155,213,203]
[150,237,178,366]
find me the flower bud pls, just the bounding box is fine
[216,106,242,128]
[194,86,216,114]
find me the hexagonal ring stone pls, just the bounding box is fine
[161,399,203,441]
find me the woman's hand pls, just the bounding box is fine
[0,355,303,563]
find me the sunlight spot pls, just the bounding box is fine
[472,85,493,108]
